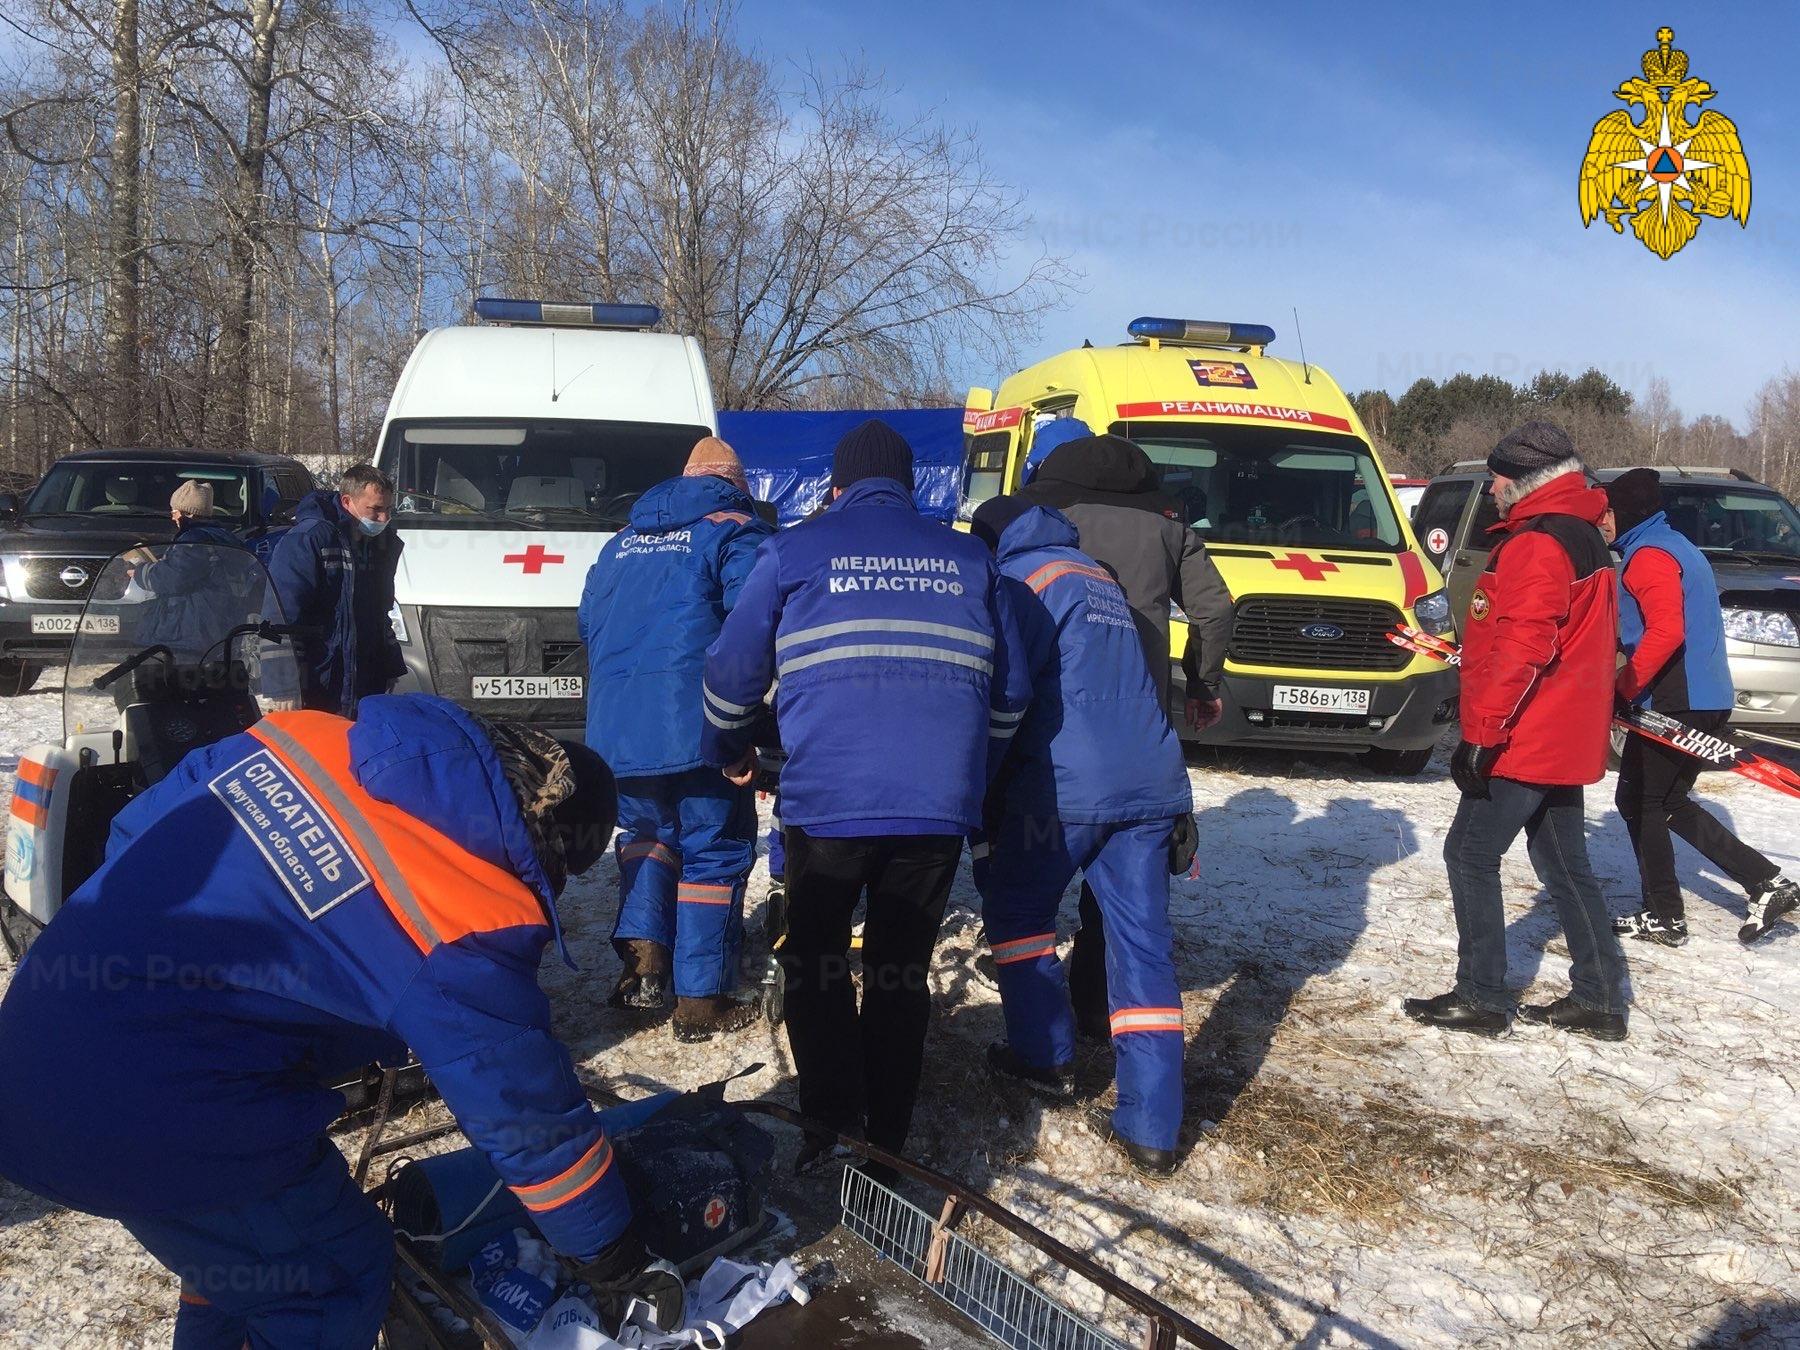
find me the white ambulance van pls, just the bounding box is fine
[375,298,716,734]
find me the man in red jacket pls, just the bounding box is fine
[1404,423,1628,1041]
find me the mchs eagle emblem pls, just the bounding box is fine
[1579,28,1750,259]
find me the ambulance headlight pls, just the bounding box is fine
[1414,589,1453,637]
[1723,608,1798,648]
[389,601,410,645]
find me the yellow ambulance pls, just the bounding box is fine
[963,316,1457,774]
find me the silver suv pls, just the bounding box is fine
[1417,463,1800,730]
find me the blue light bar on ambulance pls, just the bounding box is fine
[473,297,662,329]
[1127,316,1277,348]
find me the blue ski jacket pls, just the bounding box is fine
[0,695,630,1259]
[1616,510,1733,713]
[993,508,1192,825]
[578,476,773,776]
[269,489,405,716]
[701,477,1030,835]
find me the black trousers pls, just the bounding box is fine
[1068,883,1110,1031]
[780,828,963,1154]
[1615,709,1778,924]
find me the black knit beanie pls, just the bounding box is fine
[1605,467,1663,538]
[1487,420,1577,478]
[831,418,915,492]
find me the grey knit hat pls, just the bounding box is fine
[1487,421,1576,478]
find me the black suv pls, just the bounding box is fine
[0,449,316,694]
[1417,462,1800,731]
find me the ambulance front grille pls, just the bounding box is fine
[541,640,582,673]
[418,605,587,725]
[1230,596,1410,672]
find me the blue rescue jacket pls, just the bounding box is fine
[994,508,1191,824]
[579,476,774,776]
[0,695,629,1258]
[269,490,405,715]
[136,522,249,653]
[702,477,1030,835]
[1617,510,1733,712]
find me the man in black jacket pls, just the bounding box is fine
[977,423,1234,1035]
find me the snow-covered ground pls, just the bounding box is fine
[1,678,1797,1348]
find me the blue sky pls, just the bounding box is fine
[732,0,1799,422]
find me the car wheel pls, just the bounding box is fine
[1362,744,1433,776]
[0,658,40,697]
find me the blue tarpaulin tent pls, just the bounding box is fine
[716,408,966,525]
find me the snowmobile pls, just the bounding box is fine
[0,541,302,959]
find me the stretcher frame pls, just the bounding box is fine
[377,1090,1236,1350]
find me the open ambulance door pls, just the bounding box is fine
[960,388,1023,518]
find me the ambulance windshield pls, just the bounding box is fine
[1119,423,1406,551]
[383,418,711,528]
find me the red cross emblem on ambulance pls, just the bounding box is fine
[1271,552,1338,583]
[503,544,566,574]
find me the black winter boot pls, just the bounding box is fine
[608,939,671,1011]
[985,1042,1075,1103]
[671,994,759,1043]
[1095,1116,1177,1178]
[1517,994,1627,1042]
[1401,990,1509,1037]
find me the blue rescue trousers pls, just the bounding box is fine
[613,768,755,997]
[975,814,1184,1152]
[117,1141,393,1350]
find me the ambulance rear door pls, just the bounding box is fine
[960,391,1024,516]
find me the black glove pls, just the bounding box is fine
[574,1226,686,1334]
[1168,812,1198,876]
[1450,740,1501,799]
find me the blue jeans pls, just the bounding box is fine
[1444,779,1625,1015]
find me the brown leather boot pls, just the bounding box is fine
[608,939,671,1011]
[671,994,759,1043]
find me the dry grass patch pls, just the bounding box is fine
[1210,1075,1745,1227]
